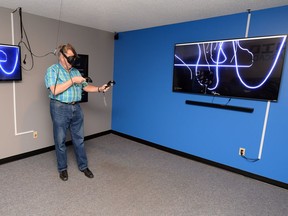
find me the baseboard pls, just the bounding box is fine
[0,145,55,165]
[0,130,112,165]
[111,130,288,190]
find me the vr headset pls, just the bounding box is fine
[60,48,78,66]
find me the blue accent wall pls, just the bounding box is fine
[112,6,288,184]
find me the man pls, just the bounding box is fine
[44,43,110,181]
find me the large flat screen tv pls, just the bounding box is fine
[0,44,22,81]
[173,35,287,101]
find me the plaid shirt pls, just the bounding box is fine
[45,63,88,103]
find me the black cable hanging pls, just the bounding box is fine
[15,7,56,71]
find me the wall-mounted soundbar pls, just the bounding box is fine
[185,100,254,113]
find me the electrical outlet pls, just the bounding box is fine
[239,148,245,156]
[33,131,38,139]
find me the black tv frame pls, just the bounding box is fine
[0,43,22,81]
[172,35,287,101]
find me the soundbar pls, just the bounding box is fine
[185,100,254,113]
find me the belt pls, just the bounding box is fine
[52,99,79,105]
[65,101,78,105]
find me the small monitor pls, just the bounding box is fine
[0,44,22,81]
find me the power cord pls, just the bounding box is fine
[241,155,259,162]
[15,7,55,71]
[211,95,231,106]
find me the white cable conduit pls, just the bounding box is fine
[245,9,270,160]
[11,10,35,137]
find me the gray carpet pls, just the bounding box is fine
[0,134,287,216]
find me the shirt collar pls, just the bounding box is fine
[58,62,73,72]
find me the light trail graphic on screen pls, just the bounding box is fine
[173,35,287,100]
[174,37,286,90]
[0,45,20,76]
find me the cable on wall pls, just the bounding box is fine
[245,9,251,38]
[10,2,63,138]
[258,101,270,159]
[240,9,270,162]
[16,8,55,71]
[11,8,35,137]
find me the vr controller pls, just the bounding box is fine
[85,77,93,83]
[105,80,116,89]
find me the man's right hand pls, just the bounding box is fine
[72,76,86,84]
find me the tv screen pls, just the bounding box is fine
[173,35,287,101]
[0,44,22,81]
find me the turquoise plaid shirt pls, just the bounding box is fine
[45,63,88,103]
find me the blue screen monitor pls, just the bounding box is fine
[173,35,287,101]
[0,44,22,81]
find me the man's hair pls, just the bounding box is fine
[58,43,78,57]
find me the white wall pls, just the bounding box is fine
[0,7,114,159]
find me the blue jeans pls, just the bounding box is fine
[50,100,88,172]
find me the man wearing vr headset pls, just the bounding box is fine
[45,43,110,181]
